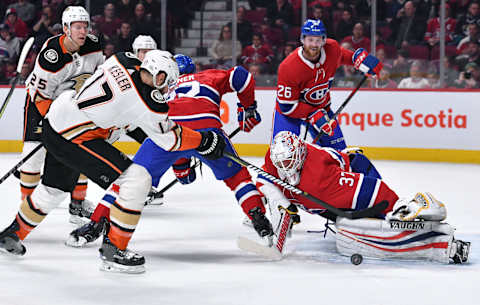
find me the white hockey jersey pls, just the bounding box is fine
[46,52,201,152]
[25,34,104,115]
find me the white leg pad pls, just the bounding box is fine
[335,217,455,264]
[114,164,151,212]
[20,141,46,173]
[31,183,69,214]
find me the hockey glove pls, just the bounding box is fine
[172,157,196,185]
[353,48,383,77]
[237,101,261,132]
[248,207,274,238]
[308,109,337,136]
[196,130,226,160]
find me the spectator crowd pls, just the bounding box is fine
[1,0,480,88]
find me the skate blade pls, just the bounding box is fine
[237,236,282,261]
[100,260,146,274]
[64,236,88,248]
[69,215,88,227]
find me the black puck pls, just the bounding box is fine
[350,253,363,265]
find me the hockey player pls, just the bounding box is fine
[256,131,470,264]
[66,63,272,250]
[273,19,382,150]
[0,50,226,274]
[21,6,103,225]
[132,35,157,61]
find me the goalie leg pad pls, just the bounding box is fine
[335,217,457,264]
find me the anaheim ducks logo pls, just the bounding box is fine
[44,49,58,63]
[151,89,165,103]
[70,73,92,92]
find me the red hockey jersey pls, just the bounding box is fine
[275,39,354,119]
[258,144,397,214]
[168,66,255,130]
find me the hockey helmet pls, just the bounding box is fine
[300,19,327,42]
[62,6,90,30]
[132,35,157,56]
[140,50,179,92]
[270,131,307,178]
[174,54,196,75]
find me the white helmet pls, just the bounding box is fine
[132,35,157,56]
[140,50,179,93]
[62,6,90,30]
[270,131,307,186]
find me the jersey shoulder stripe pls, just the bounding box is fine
[38,35,71,73]
[114,52,141,71]
[78,34,102,55]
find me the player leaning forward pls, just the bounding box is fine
[258,131,470,264]
[21,6,103,224]
[0,50,225,272]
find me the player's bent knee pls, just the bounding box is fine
[349,153,381,179]
[30,183,69,213]
[116,164,151,211]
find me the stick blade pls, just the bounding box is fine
[237,236,283,261]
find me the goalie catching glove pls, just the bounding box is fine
[386,192,447,222]
[172,157,196,185]
[237,101,261,132]
[352,48,383,77]
[196,130,226,160]
[308,109,337,136]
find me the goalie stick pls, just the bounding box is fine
[312,75,367,144]
[0,37,34,120]
[145,127,242,204]
[224,151,388,220]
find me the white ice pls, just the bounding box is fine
[0,154,478,305]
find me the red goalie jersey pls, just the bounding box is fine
[276,39,354,118]
[168,66,255,130]
[257,144,398,216]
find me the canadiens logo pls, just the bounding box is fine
[44,49,58,63]
[302,80,332,105]
[151,89,165,103]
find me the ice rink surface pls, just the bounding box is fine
[0,153,478,305]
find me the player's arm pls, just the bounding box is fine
[224,66,262,132]
[275,64,317,119]
[27,49,65,116]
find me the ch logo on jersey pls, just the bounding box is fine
[302,79,333,106]
[70,73,92,92]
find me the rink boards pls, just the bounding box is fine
[0,86,479,163]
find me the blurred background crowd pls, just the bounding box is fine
[1,0,480,89]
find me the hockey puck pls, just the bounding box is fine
[350,253,363,265]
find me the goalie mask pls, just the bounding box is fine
[140,50,179,100]
[270,131,307,186]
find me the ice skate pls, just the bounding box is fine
[65,217,106,248]
[0,220,26,256]
[450,239,470,264]
[99,233,145,274]
[69,198,95,226]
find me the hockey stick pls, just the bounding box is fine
[0,143,43,184]
[145,127,242,204]
[0,37,34,120]
[224,151,388,220]
[312,75,367,144]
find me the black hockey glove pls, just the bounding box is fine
[196,130,226,160]
[248,207,274,238]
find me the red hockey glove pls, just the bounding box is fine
[172,157,196,185]
[353,48,383,77]
[308,109,337,137]
[237,101,261,132]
